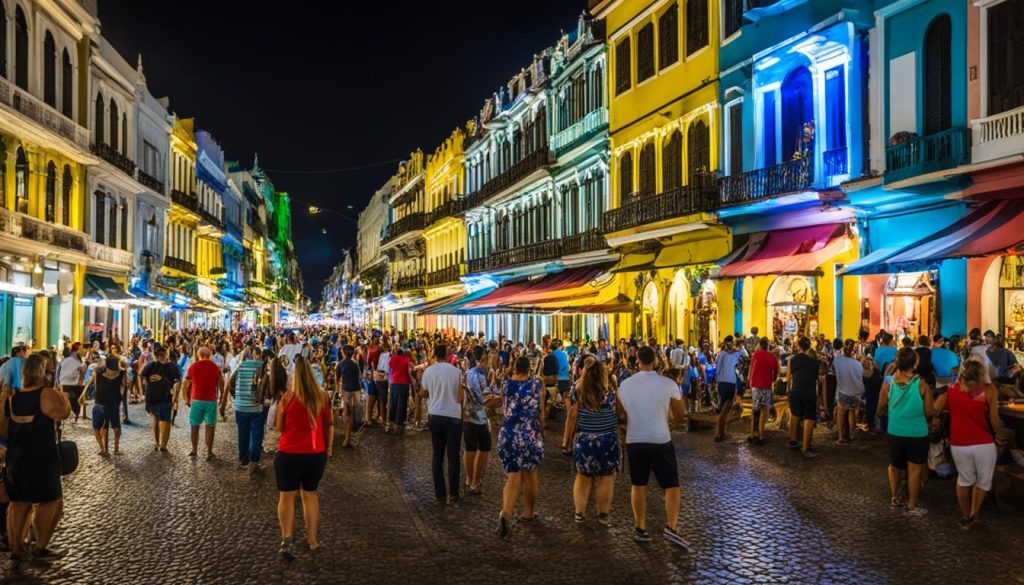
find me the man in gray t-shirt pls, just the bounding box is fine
[833,340,869,443]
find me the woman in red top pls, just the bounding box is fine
[274,357,334,559]
[934,360,1000,530]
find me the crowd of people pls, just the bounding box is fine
[0,320,1017,562]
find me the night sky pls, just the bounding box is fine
[98,1,589,304]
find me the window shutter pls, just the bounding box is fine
[729,103,743,176]
[923,14,952,135]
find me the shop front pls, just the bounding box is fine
[767,274,819,341]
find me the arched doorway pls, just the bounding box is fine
[883,271,937,340]
[694,280,718,347]
[768,275,818,341]
[997,255,1024,350]
[641,280,660,341]
[666,271,689,343]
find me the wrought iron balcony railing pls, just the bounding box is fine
[719,156,813,207]
[468,238,562,274]
[552,108,608,155]
[561,228,610,255]
[427,198,467,226]
[164,255,196,275]
[0,75,90,148]
[823,146,848,178]
[91,142,136,178]
[884,127,970,183]
[199,207,225,231]
[137,169,165,194]
[391,273,425,292]
[0,208,88,252]
[464,149,551,210]
[86,241,134,269]
[604,174,719,233]
[425,263,463,287]
[383,212,427,244]
[170,189,200,214]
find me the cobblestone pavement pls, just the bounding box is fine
[3,403,1023,585]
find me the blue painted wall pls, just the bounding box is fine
[938,258,967,337]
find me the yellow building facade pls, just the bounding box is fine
[162,116,200,321]
[422,127,467,319]
[593,0,726,344]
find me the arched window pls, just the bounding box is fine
[687,120,710,180]
[923,14,952,135]
[109,99,119,151]
[14,147,27,214]
[781,66,814,162]
[121,113,127,155]
[43,32,56,107]
[45,162,56,222]
[120,197,128,250]
[61,49,72,118]
[619,151,633,197]
[638,142,656,195]
[94,93,104,144]
[108,193,117,246]
[61,165,72,226]
[14,6,27,90]
[662,130,682,190]
[0,3,7,79]
[94,191,105,245]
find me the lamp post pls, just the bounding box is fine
[308,205,357,224]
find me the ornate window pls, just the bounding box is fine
[121,113,128,155]
[94,191,105,245]
[61,49,73,118]
[615,38,631,95]
[619,151,633,197]
[61,165,72,226]
[43,32,56,107]
[659,3,679,70]
[638,142,656,195]
[923,14,952,135]
[14,7,27,90]
[662,130,683,190]
[94,93,105,144]
[687,120,710,180]
[14,148,27,214]
[988,1,1024,115]
[686,0,708,57]
[637,23,655,82]
[45,162,56,223]
[109,99,119,151]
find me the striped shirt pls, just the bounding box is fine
[233,359,263,413]
[576,392,619,434]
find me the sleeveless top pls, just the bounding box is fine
[5,388,62,502]
[946,382,994,447]
[277,394,331,454]
[887,376,928,438]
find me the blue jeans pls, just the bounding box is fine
[389,383,410,426]
[235,409,267,464]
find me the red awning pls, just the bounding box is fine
[717,224,850,278]
[465,266,608,309]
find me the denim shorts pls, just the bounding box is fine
[92,403,121,430]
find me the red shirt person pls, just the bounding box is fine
[747,337,780,444]
[183,346,226,459]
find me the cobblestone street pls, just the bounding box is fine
[4,404,1023,585]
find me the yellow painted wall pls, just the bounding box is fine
[715,278,735,340]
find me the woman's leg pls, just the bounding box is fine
[970,486,987,520]
[299,490,320,547]
[955,485,971,519]
[522,469,539,517]
[907,463,924,509]
[151,413,160,446]
[887,465,902,501]
[573,474,591,515]
[30,501,61,550]
[7,502,31,555]
[465,451,478,486]
[595,475,615,516]
[475,450,489,486]
[502,472,522,519]
[277,491,297,539]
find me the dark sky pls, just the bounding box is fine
[98,1,589,304]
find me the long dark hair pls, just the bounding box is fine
[577,360,609,411]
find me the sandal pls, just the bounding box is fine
[890,496,905,508]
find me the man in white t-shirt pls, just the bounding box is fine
[618,346,688,548]
[278,332,303,373]
[421,344,464,505]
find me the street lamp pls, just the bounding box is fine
[308,205,357,224]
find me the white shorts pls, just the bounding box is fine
[950,443,998,491]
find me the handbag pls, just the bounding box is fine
[57,434,79,476]
[266,400,279,432]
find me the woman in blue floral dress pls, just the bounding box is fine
[496,356,544,537]
[566,361,621,525]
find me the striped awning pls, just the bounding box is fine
[717,224,850,278]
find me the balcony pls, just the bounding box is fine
[137,169,165,194]
[86,241,134,270]
[382,212,427,245]
[391,273,425,292]
[427,198,467,226]
[720,157,813,207]
[823,146,848,178]
[605,175,719,233]
[0,75,90,149]
[425,263,463,287]
[971,106,1024,165]
[561,229,610,255]
[464,149,551,210]
[552,108,608,156]
[164,255,196,275]
[884,127,971,184]
[170,189,200,214]
[199,207,225,231]
[468,238,563,274]
[91,142,136,178]
[0,207,87,252]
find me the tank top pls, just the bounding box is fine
[277,394,331,454]
[887,376,928,438]
[946,382,994,447]
[95,371,124,406]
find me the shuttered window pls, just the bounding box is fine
[662,131,682,190]
[615,38,631,95]
[637,23,655,82]
[723,0,744,39]
[728,102,743,176]
[923,14,952,136]
[686,0,708,56]
[659,4,679,70]
[619,152,634,197]
[639,143,656,195]
[988,0,1024,116]
[687,120,710,181]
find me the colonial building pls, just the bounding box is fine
[356,177,390,328]
[163,116,200,326]
[421,126,468,329]
[381,151,427,330]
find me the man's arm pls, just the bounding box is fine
[669,395,687,423]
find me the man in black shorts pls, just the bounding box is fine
[335,345,361,448]
[787,336,824,458]
[617,346,689,548]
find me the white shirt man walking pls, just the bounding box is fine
[421,344,464,505]
[617,346,689,548]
